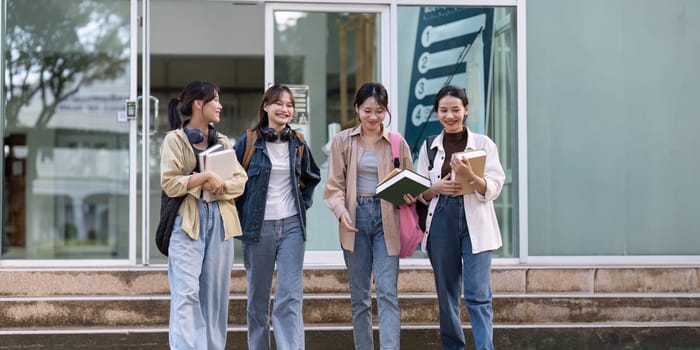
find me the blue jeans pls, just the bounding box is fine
[168,200,234,350]
[243,215,305,350]
[427,195,494,350]
[343,196,400,350]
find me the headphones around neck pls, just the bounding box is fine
[261,125,293,142]
[184,121,218,147]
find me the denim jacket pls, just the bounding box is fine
[234,129,321,243]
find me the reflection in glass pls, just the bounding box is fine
[273,11,381,252]
[2,0,131,259]
[145,1,266,264]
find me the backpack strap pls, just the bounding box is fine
[241,129,257,170]
[424,135,438,171]
[389,132,401,168]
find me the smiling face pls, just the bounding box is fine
[264,91,294,130]
[356,96,386,134]
[200,93,222,123]
[436,95,469,133]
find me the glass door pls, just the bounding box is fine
[265,3,389,264]
[141,0,266,264]
[1,0,138,264]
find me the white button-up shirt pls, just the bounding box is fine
[416,128,506,254]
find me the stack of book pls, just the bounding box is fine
[198,144,235,202]
[450,149,486,195]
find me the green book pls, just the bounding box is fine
[375,169,431,206]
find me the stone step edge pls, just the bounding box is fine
[2,321,700,336]
[2,265,699,271]
[3,292,700,302]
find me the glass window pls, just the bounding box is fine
[527,0,700,255]
[2,0,131,259]
[397,6,519,258]
[273,10,382,253]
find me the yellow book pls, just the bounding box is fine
[377,168,402,186]
[450,149,486,195]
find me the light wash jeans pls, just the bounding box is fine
[168,200,234,350]
[343,196,400,350]
[243,214,305,350]
[428,195,494,350]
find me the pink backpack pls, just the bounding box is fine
[389,132,424,258]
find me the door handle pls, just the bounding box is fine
[138,95,159,135]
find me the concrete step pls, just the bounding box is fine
[2,293,699,328]
[1,266,699,296]
[1,323,699,350]
[2,267,698,349]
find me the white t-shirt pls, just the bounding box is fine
[264,141,298,220]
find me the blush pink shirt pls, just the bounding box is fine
[323,125,414,256]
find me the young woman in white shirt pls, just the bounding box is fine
[416,85,506,350]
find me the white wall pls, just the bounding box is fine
[527,0,700,255]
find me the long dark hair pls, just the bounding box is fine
[353,82,392,125]
[254,84,296,137]
[167,80,220,130]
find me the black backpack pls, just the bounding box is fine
[155,139,201,256]
[416,135,438,231]
[155,191,185,256]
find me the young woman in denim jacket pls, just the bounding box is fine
[416,85,505,350]
[324,82,414,350]
[234,85,321,350]
[161,80,248,349]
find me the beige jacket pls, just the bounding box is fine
[160,128,247,240]
[323,125,414,256]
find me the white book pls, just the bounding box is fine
[197,144,224,170]
[199,145,234,202]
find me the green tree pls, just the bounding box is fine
[4,0,129,130]
[3,0,130,252]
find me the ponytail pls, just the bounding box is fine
[168,80,220,131]
[168,98,181,130]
